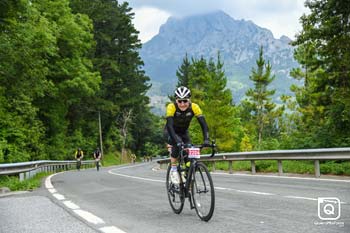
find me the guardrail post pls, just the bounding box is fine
[314,160,320,177]
[251,160,256,174]
[228,160,233,174]
[212,161,216,172]
[278,160,283,175]
[25,171,30,180]
[19,173,25,181]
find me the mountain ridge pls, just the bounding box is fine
[140,10,300,114]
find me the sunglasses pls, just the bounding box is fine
[176,99,189,103]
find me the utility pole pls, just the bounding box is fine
[98,111,104,157]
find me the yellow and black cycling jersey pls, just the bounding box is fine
[75,150,84,159]
[165,101,209,145]
[166,102,202,131]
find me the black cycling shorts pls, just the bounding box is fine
[164,129,191,159]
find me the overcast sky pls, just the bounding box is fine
[123,0,309,43]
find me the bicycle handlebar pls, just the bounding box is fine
[180,140,217,157]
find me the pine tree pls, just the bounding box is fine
[245,46,277,149]
[291,0,350,147]
[176,53,191,87]
[70,0,153,155]
[176,54,243,151]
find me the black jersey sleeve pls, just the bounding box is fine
[197,116,209,141]
[166,117,181,144]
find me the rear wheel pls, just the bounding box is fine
[96,160,100,171]
[191,162,215,221]
[76,159,81,170]
[166,165,184,214]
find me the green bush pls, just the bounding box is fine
[0,172,52,191]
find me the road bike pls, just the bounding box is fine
[95,158,101,171]
[166,141,216,221]
[76,158,82,171]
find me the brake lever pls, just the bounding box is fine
[210,140,216,157]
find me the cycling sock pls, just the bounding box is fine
[171,164,177,171]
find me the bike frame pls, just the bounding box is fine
[177,143,215,209]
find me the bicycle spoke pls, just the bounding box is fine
[166,165,184,214]
[192,163,215,221]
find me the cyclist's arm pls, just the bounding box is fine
[192,103,209,141]
[197,116,210,141]
[166,117,181,144]
[165,103,181,144]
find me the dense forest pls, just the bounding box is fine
[1,0,349,163]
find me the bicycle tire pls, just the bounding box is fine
[77,160,81,170]
[96,161,100,171]
[166,165,184,214]
[191,162,215,221]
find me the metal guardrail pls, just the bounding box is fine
[157,148,350,177]
[0,160,95,181]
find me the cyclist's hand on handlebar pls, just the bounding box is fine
[176,142,184,148]
[202,139,211,147]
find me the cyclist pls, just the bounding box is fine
[165,86,210,184]
[75,148,84,171]
[93,148,102,171]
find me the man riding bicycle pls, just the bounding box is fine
[93,148,102,171]
[75,148,84,171]
[165,86,210,184]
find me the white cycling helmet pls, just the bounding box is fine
[174,86,191,99]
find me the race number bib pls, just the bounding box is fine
[188,148,200,159]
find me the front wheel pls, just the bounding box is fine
[96,160,100,171]
[166,165,184,214]
[76,159,81,170]
[191,162,215,221]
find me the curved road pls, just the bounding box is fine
[2,161,350,232]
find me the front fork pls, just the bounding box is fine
[180,159,197,209]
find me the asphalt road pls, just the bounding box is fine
[1,161,349,233]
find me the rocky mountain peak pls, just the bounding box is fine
[140,10,299,113]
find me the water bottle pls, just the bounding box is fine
[181,171,186,182]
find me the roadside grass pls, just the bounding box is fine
[209,160,350,176]
[101,151,141,167]
[0,152,133,192]
[101,152,123,167]
[0,172,52,192]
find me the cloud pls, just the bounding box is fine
[125,0,308,42]
[132,7,171,43]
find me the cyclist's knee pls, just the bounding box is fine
[171,146,180,159]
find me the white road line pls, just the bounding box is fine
[214,186,275,196]
[45,175,54,189]
[53,193,65,200]
[48,188,56,193]
[236,190,275,196]
[284,195,318,201]
[63,200,80,210]
[99,226,127,233]
[108,170,163,183]
[45,171,126,232]
[110,166,349,204]
[213,172,350,183]
[73,209,105,224]
[284,196,347,204]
